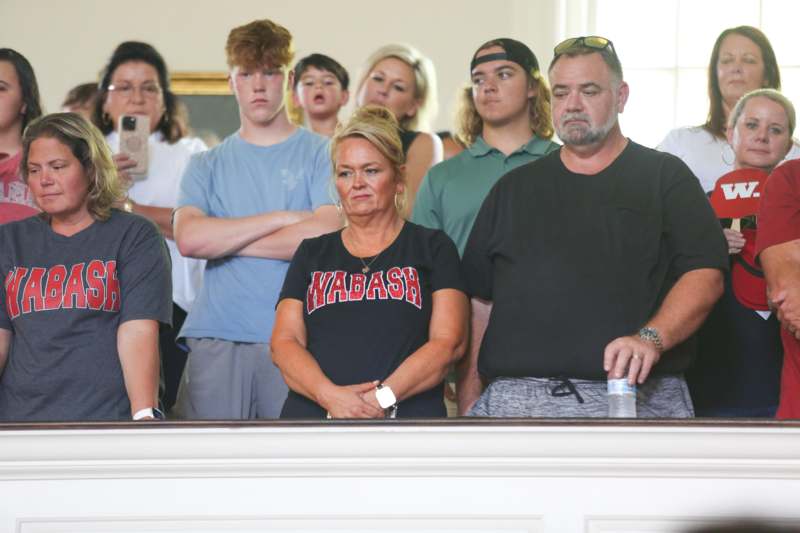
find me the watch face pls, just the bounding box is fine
[376,386,396,409]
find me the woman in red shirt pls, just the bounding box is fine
[0,48,43,224]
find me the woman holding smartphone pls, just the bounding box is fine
[93,41,207,414]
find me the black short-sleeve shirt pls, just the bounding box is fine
[278,222,465,418]
[462,141,728,380]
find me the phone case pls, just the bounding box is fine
[118,114,150,176]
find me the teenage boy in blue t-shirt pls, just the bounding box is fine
[173,19,340,419]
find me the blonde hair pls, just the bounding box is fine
[330,105,407,214]
[22,112,124,221]
[456,60,554,146]
[356,44,437,131]
[729,88,795,136]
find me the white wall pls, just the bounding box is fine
[0,0,560,133]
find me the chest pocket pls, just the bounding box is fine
[603,204,659,266]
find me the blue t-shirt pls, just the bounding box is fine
[177,128,332,343]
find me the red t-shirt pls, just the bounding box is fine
[0,151,38,224]
[756,159,800,419]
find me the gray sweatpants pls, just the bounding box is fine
[468,375,694,418]
[172,338,289,420]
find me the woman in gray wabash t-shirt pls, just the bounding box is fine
[0,113,172,422]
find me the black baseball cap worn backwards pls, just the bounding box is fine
[470,38,540,77]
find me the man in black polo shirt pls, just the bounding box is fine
[459,36,728,417]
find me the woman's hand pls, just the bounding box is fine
[724,227,745,255]
[113,153,138,190]
[321,380,384,419]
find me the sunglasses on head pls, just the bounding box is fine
[554,36,616,57]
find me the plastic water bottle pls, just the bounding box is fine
[608,378,637,418]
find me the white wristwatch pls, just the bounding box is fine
[375,384,397,410]
[132,407,165,420]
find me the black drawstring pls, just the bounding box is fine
[547,377,585,404]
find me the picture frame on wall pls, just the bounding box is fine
[171,72,239,146]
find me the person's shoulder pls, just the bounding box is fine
[188,132,237,167]
[297,228,342,253]
[106,209,162,239]
[530,136,561,155]
[424,148,476,184]
[291,127,330,151]
[405,220,458,247]
[775,157,800,174]
[176,135,209,154]
[628,139,687,165]
[0,214,43,238]
[406,131,439,159]
[661,125,711,142]
[769,158,800,190]
[499,146,561,185]
[659,125,719,152]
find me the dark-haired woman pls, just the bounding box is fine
[0,48,43,224]
[93,41,207,412]
[659,26,800,192]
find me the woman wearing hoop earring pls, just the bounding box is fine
[271,106,468,419]
[659,26,800,192]
[687,89,796,417]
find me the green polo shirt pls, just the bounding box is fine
[411,135,560,255]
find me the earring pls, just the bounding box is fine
[394,192,406,215]
[335,200,343,218]
[721,144,734,166]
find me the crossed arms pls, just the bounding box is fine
[174,204,341,261]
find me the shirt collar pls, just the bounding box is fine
[467,135,554,158]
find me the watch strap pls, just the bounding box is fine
[132,407,165,420]
[638,326,664,353]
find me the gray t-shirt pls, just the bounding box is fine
[0,211,172,421]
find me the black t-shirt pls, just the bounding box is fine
[462,141,728,380]
[278,222,465,418]
[0,211,173,421]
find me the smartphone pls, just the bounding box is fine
[118,114,149,176]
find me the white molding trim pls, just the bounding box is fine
[2,423,799,480]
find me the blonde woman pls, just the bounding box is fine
[271,106,468,418]
[355,44,442,212]
[0,113,172,421]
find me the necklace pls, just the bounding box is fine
[344,221,403,274]
[359,253,381,274]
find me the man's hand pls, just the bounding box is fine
[772,289,800,339]
[604,335,661,385]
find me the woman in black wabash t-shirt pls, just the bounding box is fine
[0,113,172,422]
[272,106,468,419]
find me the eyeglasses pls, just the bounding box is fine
[554,36,617,58]
[107,83,162,99]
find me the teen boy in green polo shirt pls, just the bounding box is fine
[411,38,559,255]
